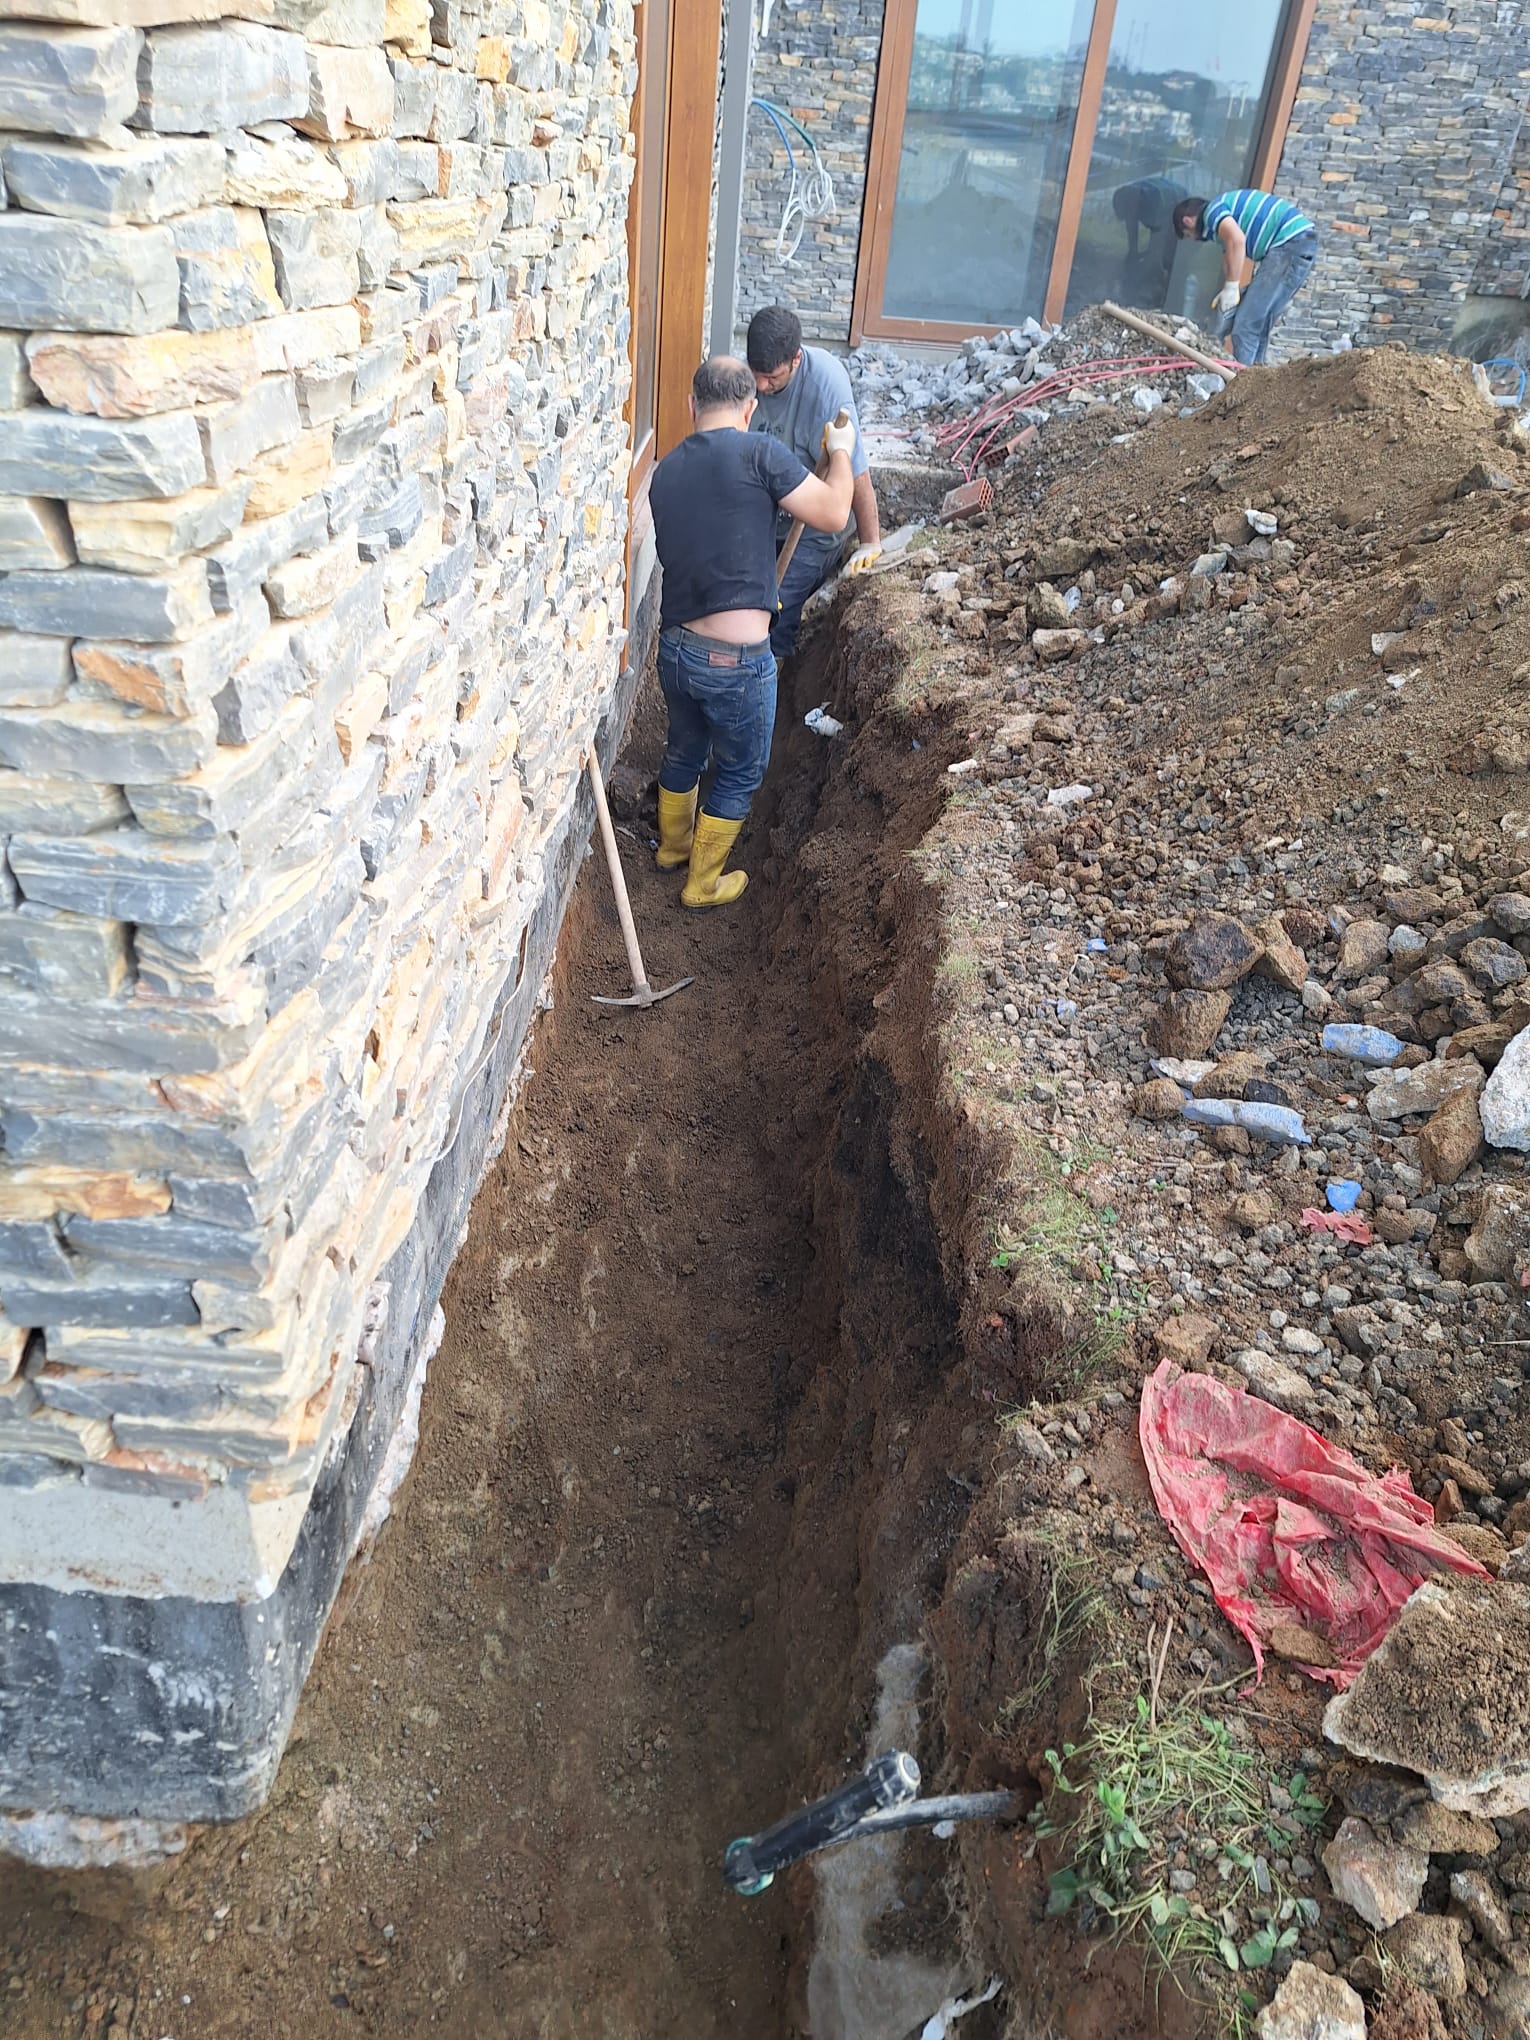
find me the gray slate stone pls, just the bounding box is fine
[71,592,268,717]
[126,699,322,839]
[0,701,216,780]
[0,333,36,410]
[0,775,128,835]
[8,826,239,927]
[0,25,140,140]
[68,480,249,574]
[135,24,309,136]
[0,407,205,500]
[0,215,180,335]
[168,205,281,329]
[64,1214,273,1283]
[0,1221,72,1278]
[0,1271,199,1328]
[0,562,213,642]
[1,135,224,225]
[0,902,130,997]
[198,373,299,486]
[0,634,72,708]
[265,206,361,311]
[0,497,74,571]
[203,492,326,610]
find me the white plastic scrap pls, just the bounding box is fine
[1045,782,1093,808]
[921,1977,1004,2040]
[805,705,843,738]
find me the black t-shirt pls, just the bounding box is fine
[650,428,808,630]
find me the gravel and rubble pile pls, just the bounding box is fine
[840,335,1530,2035]
[849,304,1235,459]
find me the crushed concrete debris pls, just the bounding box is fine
[1324,1577,1530,1816]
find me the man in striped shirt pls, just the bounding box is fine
[1172,189,1317,366]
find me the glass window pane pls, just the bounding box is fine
[1063,0,1288,324]
[881,0,1095,328]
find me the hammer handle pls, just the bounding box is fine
[776,407,851,588]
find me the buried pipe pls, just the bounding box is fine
[723,1749,1022,1896]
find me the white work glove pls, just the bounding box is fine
[844,542,882,576]
[1211,280,1241,314]
[822,417,856,457]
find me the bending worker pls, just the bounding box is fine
[745,303,882,660]
[648,354,855,908]
[1172,189,1317,366]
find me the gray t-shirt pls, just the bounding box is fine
[750,344,868,536]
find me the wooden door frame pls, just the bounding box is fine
[849,0,1318,345]
[655,0,723,458]
[625,0,721,615]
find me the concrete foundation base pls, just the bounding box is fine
[0,658,642,1841]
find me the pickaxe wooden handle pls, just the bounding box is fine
[776,406,851,587]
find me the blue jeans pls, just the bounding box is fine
[657,626,778,822]
[772,526,844,660]
[1227,233,1317,366]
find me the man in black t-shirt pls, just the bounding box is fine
[648,356,854,907]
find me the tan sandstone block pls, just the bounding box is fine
[383,0,429,52]
[242,427,333,518]
[0,1166,171,1222]
[252,305,362,374]
[334,668,388,763]
[25,326,261,417]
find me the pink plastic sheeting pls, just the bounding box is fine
[1139,1361,1490,1687]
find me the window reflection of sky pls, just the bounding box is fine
[907,0,1277,94]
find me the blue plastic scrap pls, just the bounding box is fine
[1181,1098,1310,1146]
[1320,1023,1404,1067]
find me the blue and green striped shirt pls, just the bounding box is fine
[1201,190,1314,261]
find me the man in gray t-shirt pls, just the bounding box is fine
[746,303,883,659]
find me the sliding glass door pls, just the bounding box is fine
[879,0,1094,328]
[1062,0,1289,322]
[852,0,1313,342]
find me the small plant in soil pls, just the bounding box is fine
[992,1524,1105,1728]
[1033,1687,1322,2033]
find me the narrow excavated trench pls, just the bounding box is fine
[0,613,1005,2039]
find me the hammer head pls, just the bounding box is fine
[591,975,694,1009]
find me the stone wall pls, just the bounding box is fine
[732,0,1529,354]
[736,0,881,339]
[1276,0,1530,352]
[1472,106,1530,301]
[0,0,639,1831]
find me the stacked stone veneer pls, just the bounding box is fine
[735,0,879,340]
[730,0,1529,353]
[1277,0,1529,352]
[0,0,638,1828]
[1472,103,1530,301]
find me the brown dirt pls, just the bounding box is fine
[0,633,1011,2040]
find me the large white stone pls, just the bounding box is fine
[1481,1022,1530,1150]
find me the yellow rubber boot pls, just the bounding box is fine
[681,813,748,908]
[655,784,697,870]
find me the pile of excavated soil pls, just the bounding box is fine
[806,339,1530,2036]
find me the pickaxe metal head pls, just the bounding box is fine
[591,973,694,1009]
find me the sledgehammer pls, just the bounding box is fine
[774,407,851,588]
[586,750,694,1010]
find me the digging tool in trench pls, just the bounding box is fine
[773,405,851,589]
[585,749,694,1010]
[723,1749,1020,1895]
